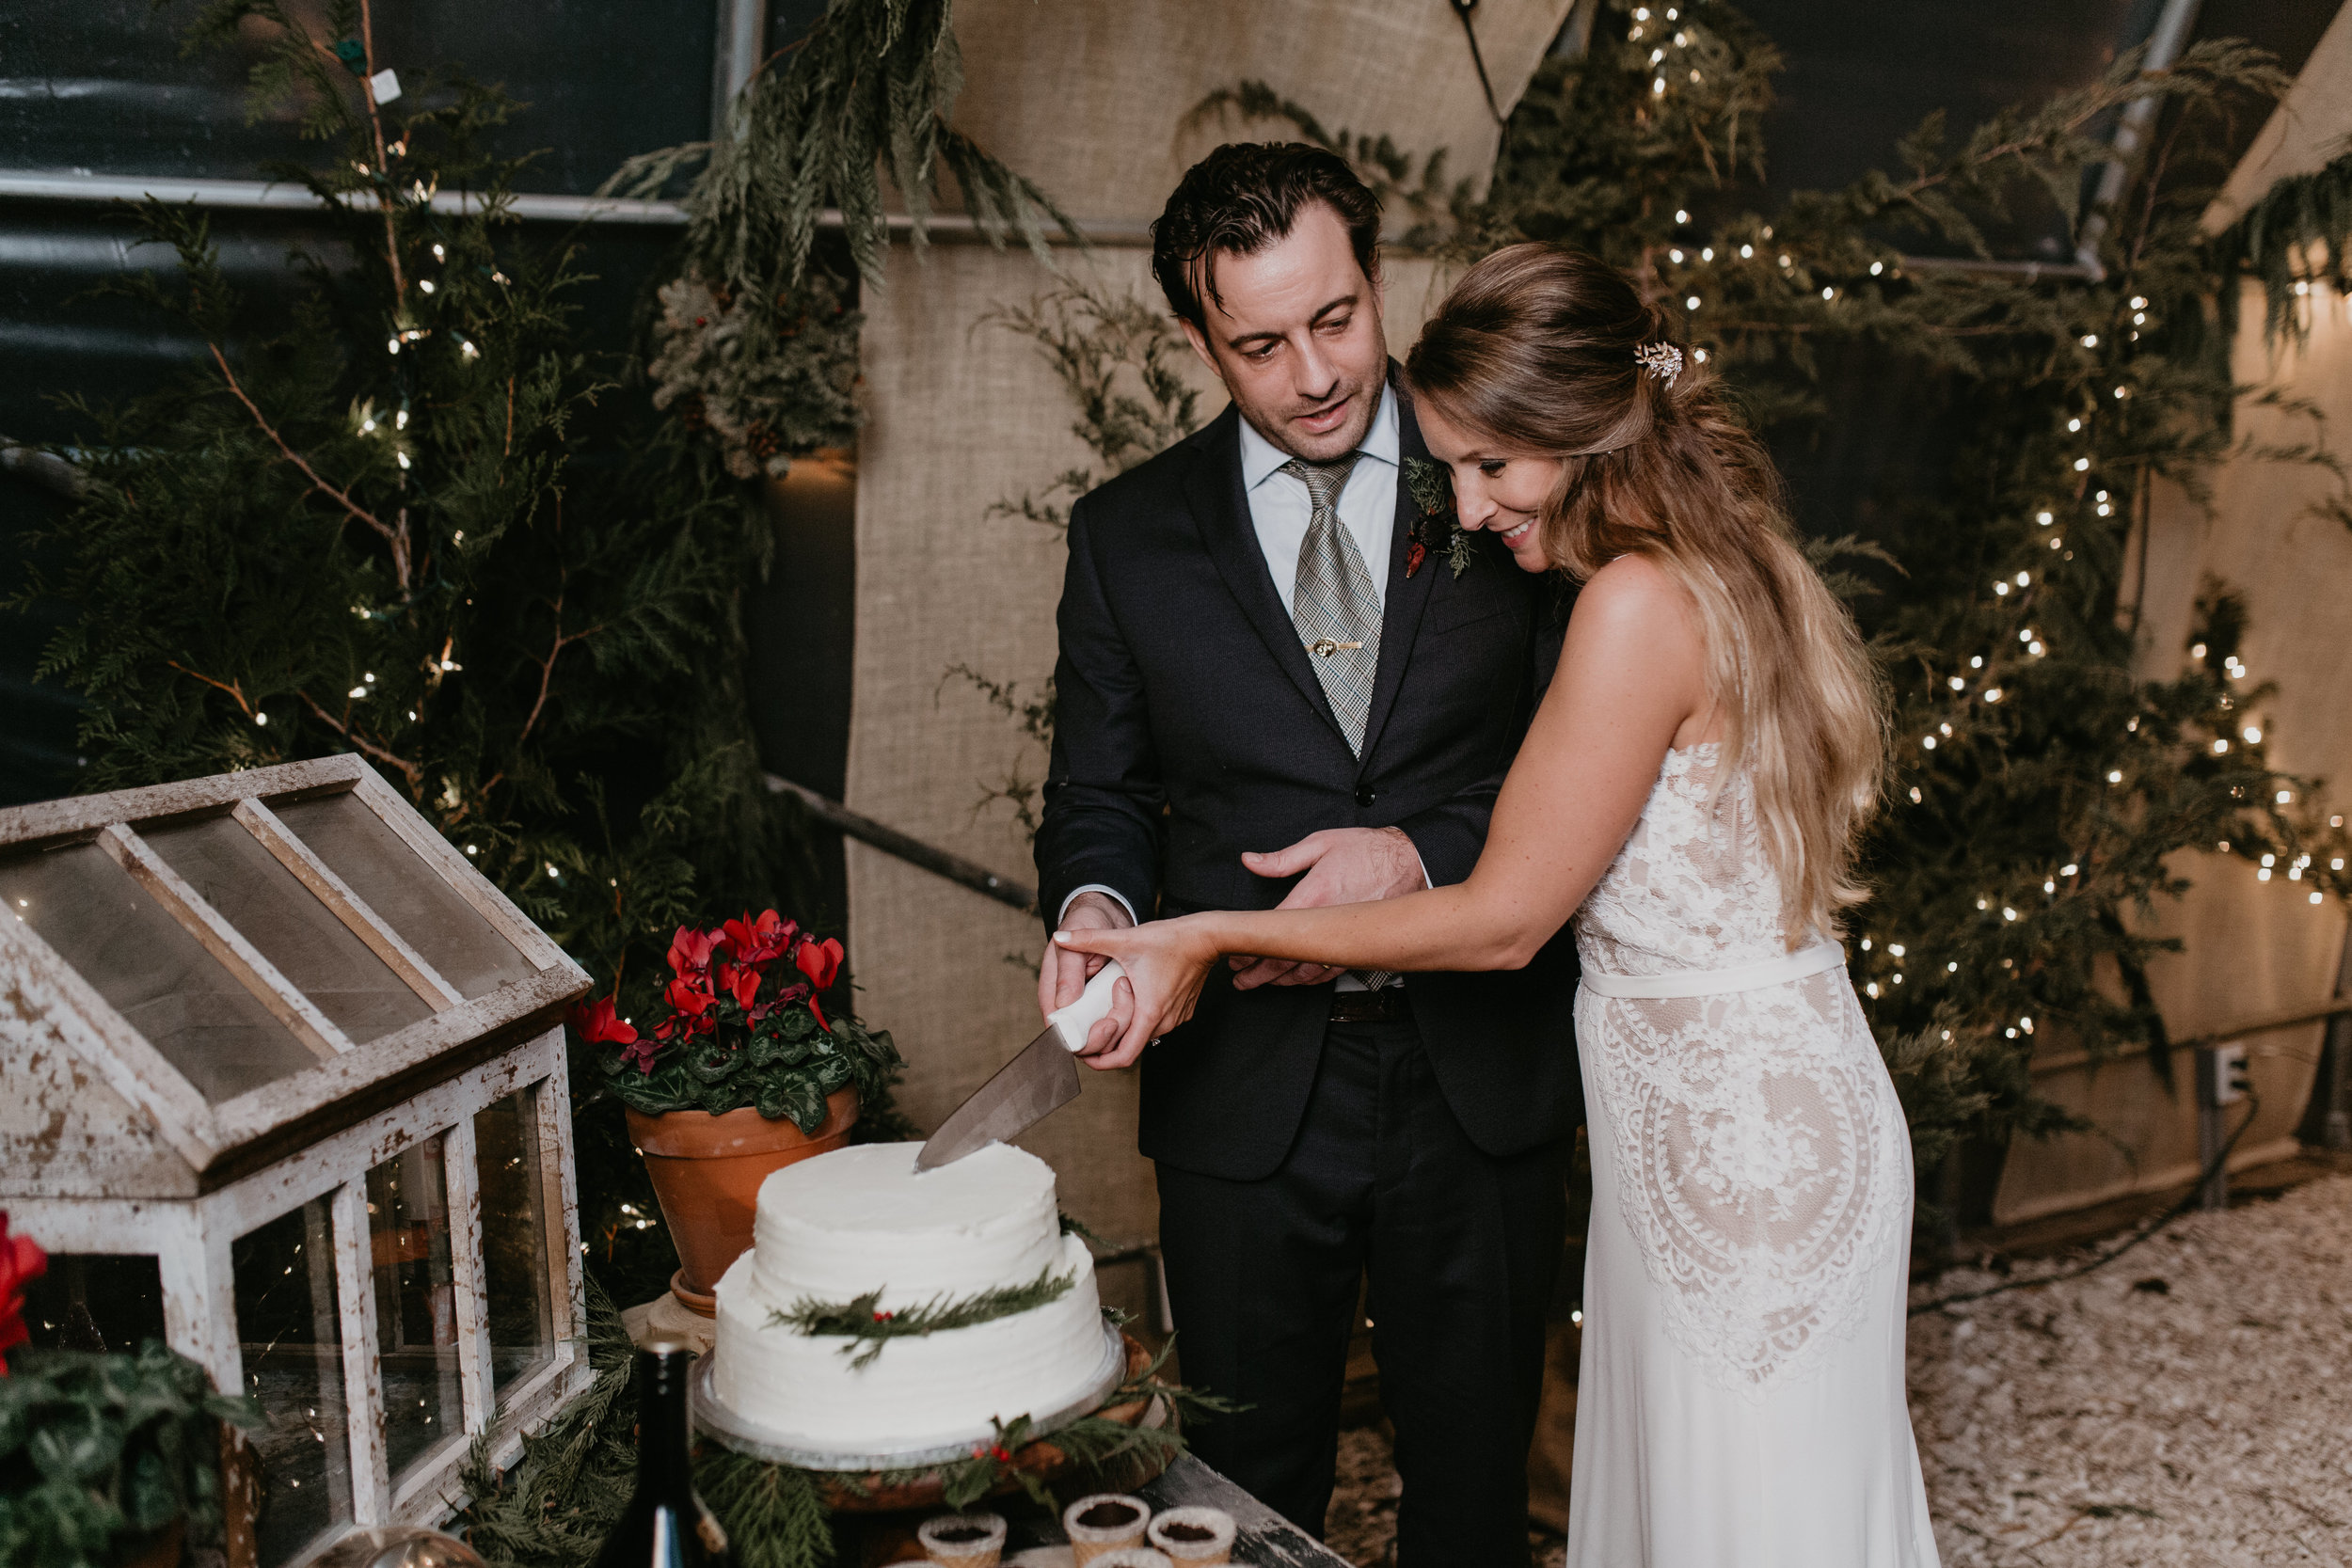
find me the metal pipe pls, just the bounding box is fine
[2075,0,2206,277]
[763,772,1038,911]
[711,0,769,142]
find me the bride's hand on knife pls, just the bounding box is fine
[1052,917,1222,1070]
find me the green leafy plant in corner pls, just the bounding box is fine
[0,1341,258,1568]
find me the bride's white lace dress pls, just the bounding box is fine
[1566,743,1939,1567]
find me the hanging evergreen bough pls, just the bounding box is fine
[2208,145,2352,353]
[602,0,1079,475]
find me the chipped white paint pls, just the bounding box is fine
[0,762,595,1567]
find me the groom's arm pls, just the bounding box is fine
[1036,498,1164,945]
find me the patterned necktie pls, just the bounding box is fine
[1281,454,1381,755]
[1280,454,1396,992]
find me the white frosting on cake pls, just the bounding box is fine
[747,1142,1062,1309]
[708,1142,1113,1451]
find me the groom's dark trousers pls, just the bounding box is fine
[1037,379,1581,1563]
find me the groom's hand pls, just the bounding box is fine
[1041,891,1137,1054]
[1231,827,1424,990]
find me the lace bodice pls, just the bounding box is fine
[1571,742,1910,1399]
[1574,742,1798,975]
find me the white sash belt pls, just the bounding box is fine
[1578,939,1846,1000]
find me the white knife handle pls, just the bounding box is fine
[1046,959,1126,1053]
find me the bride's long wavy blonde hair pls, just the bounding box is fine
[1406,244,1887,943]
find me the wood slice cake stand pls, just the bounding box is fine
[823,1331,1168,1512]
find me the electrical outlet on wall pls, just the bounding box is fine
[2203,1041,2249,1107]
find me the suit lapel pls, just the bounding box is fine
[1355,372,1438,766]
[1183,406,1352,745]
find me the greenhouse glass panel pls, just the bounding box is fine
[146,815,434,1044]
[366,1137,463,1485]
[233,1197,352,1568]
[272,792,538,998]
[18,1252,167,1354]
[474,1089,554,1398]
[0,839,318,1101]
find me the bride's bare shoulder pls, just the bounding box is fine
[1565,554,1700,646]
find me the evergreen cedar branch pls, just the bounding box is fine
[1054,7,2352,1205]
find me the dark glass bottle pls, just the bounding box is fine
[593,1341,732,1568]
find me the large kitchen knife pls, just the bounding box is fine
[914,960,1126,1171]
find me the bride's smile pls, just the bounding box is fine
[1417,397,1565,574]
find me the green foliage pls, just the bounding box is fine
[2207,144,2352,353]
[694,1453,834,1568]
[646,270,864,481]
[10,3,856,1304]
[601,1007,901,1130]
[0,1341,257,1568]
[457,1279,640,1567]
[770,1264,1076,1370]
[1185,82,1479,248]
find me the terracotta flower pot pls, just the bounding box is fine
[628,1085,860,1315]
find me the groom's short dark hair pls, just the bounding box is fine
[1151,143,1383,331]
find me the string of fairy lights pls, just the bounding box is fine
[1623,0,2350,1048]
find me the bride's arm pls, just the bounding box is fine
[1058,555,1709,1067]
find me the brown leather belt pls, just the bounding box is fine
[1327,986,1412,1023]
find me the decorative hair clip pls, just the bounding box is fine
[1634,341,1684,388]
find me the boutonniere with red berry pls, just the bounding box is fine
[1403,455,1474,580]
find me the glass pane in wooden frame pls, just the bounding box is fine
[472,1088,555,1399]
[270,792,538,999]
[145,815,434,1045]
[18,1252,167,1354]
[365,1136,464,1485]
[0,839,317,1102]
[232,1196,353,1568]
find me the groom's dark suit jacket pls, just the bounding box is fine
[1037,374,1582,1182]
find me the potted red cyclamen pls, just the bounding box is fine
[570,910,901,1315]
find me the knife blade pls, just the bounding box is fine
[914,960,1126,1171]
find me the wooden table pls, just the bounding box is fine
[848,1455,1354,1567]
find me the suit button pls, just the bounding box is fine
[1355,786,1375,808]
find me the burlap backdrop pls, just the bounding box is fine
[1990,6,2352,1222]
[844,3,1573,1237]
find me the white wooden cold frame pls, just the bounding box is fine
[0,755,596,1565]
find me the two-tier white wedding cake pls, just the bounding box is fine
[708,1141,1115,1452]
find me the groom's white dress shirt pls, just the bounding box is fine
[1061,387,1421,985]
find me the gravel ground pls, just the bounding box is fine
[1324,1175,2352,1565]
[1910,1173,2352,1566]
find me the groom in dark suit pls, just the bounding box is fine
[1034,143,1578,1561]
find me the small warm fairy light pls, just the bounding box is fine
[2106,769,2122,784]
[2245,726,2262,742]
[1890,944,1906,957]
[1701,247,1713,261]
[2279,790,2294,803]
[2081,334,2099,348]
[1672,205,1686,221]
[1994,580,2010,595]
[255,712,268,726]
[1861,938,1872,951]
[465,844,479,856]
[1653,76,1667,94]
[1923,736,1937,750]
[418,278,436,294]
[1821,286,1835,300]
[2312,891,2325,904]
[1743,245,1756,259]
[347,685,367,699]
[1985,688,2003,702]
[2037,510,2054,525]
[2115,386,2129,399]
[1970,656,1984,669]
[2074,457,2090,471]
[1868,260,1883,275]
[2068,419,2082,432]
[1670,248,1685,263]
[1947,962,1958,973]
[1948,676,1964,689]
[1692,348,1708,362]
[1909,786,1923,802]
[1865,981,1881,998]
[2214,738,2231,753]
[2259,867,2272,881]
[432,243,446,261]
[1687,295,1701,310]
[2014,572,2030,587]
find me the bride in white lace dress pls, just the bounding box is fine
[1060,243,1938,1566]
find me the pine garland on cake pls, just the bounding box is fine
[770,1263,1078,1369]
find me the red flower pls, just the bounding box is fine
[717,959,762,1011]
[723,910,797,968]
[618,1036,666,1074]
[0,1212,47,1370]
[1406,539,1427,579]
[667,925,720,980]
[664,974,714,1017]
[795,936,843,992]
[567,995,638,1048]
